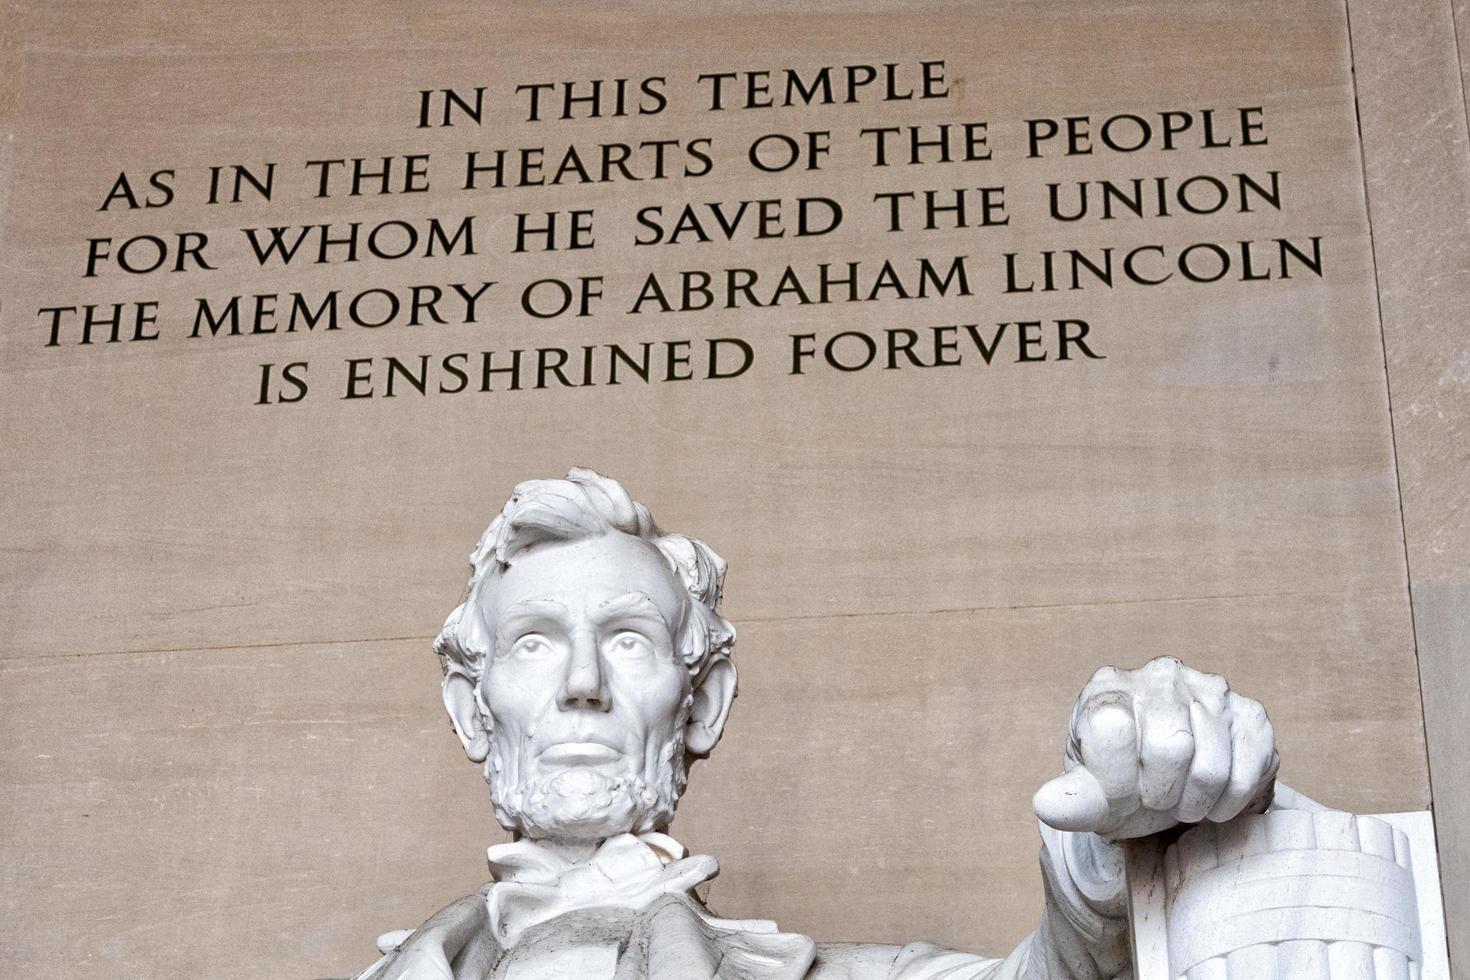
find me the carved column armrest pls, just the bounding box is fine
[1124,789,1450,980]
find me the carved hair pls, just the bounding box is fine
[434,468,736,690]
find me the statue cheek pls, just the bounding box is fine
[622,662,687,713]
[483,670,553,729]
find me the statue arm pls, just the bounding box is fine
[1015,825,1130,980]
[877,826,1125,980]
[886,828,1127,980]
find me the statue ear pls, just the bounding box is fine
[685,657,737,756]
[443,672,491,762]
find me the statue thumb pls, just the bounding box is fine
[1032,766,1111,832]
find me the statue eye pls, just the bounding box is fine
[606,632,651,658]
[512,635,552,657]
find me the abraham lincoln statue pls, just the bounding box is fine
[353,469,1280,980]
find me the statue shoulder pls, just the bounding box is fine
[807,941,1004,980]
[353,885,498,980]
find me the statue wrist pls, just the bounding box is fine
[1043,824,1128,922]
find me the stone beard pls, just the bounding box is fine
[484,695,692,841]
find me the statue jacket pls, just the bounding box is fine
[353,828,1129,980]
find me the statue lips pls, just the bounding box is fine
[537,740,624,767]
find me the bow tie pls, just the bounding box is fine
[484,832,719,949]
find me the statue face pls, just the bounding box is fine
[476,532,692,840]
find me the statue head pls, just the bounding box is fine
[435,468,738,843]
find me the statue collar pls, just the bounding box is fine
[481,833,817,979]
[485,832,720,947]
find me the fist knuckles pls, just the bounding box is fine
[1034,656,1279,840]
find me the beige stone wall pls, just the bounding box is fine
[0,2,1456,977]
[1353,0,1470,969]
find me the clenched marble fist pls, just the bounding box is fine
[1033,656,1280,840]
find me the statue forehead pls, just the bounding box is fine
[480,532,685,620]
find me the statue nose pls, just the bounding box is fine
[559,631,611,711]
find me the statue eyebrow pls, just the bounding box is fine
[492,599,568,645]
[592,592,669,628]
